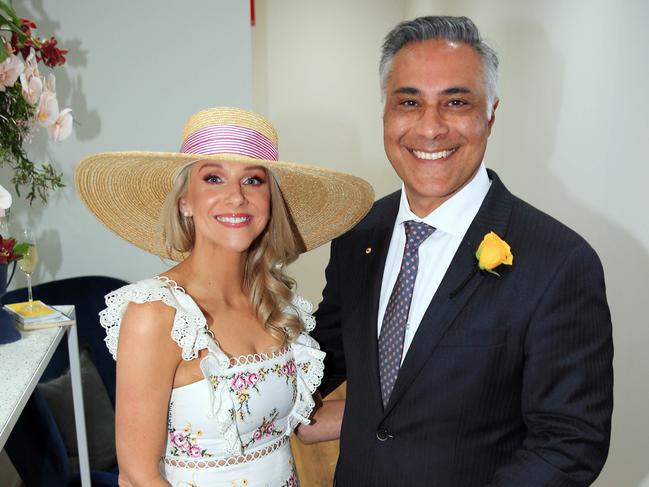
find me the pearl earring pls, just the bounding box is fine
[182,210,192,218]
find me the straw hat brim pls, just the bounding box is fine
[75,151,374,260]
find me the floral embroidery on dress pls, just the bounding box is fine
[211,357,299,423]
[280,457,299,487]
[168,402,212,458]
[298,361,311,375]
[273,358,298,385]
[242,408,283,449]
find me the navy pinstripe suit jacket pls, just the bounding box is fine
[312,170,613,487]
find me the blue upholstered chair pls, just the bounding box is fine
[1,276,128,487]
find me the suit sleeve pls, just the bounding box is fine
[489,241,613,487]
[312,237,347,398]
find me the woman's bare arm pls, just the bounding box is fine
[296,398,345,444]
[115,301,179,487]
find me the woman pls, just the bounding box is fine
[75,107,373,486]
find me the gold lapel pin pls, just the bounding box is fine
[365,247,372,254]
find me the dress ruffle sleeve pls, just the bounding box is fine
[199,341,243,456]
[285,294,326,434]
[99,277,212,361]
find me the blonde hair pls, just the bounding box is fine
[160,162,303,346]
[161,162,195,256]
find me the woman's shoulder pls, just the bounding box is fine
[100,276,209,361]
[121,294,176,324]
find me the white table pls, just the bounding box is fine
[0,311,91,487]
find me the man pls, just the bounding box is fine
[312,16,613,486]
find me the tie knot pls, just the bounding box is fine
[403,220,435,249]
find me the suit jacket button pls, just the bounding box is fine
[376,429,390,441]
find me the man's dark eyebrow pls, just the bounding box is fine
[392,86,472,96]
[393,87,421,96]
[441,87,471,95]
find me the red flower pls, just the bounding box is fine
[20,19,38,34]
[8,18,68,67]
[39,37,68,67]
[0,237,22,264]
[10,19,38,58]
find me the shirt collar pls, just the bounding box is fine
[396,163,491,237]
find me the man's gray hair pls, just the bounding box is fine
[380,16,499,115]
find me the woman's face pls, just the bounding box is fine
[179,160,271,254]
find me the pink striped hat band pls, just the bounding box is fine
[180,124,279,161]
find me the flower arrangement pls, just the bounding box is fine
[0,183,25,264]
[0,1,72,203]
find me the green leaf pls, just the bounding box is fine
[0,0,19,22]
[0,47,7,63]
[13,242,29,255]
[2,20,26,42]
[0,2,26,44]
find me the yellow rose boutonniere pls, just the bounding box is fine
[475,231,513,276]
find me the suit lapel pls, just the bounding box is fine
[356,192,400,410]
[383,171,515,416]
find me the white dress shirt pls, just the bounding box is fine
[377,164,491,362]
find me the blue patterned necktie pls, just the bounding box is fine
[378,220,435,407]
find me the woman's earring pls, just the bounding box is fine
[182,210,192,218]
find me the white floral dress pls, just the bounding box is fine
[100,277,325,487]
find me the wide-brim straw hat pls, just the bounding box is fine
[75,107,374,260]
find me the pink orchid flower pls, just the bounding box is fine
[47,108,73,141]
[0,55,24,91]
[20,73,42,105]
[36,90,59,127]
[22,49,40,82]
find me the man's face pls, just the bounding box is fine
[383,39,498,217]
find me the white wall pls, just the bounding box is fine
[253,1,649,485]
[2,0,252,288]
[252,0,405,300]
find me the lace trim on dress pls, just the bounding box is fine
[286,294,316,332]
[155,275,186,293]
[164,435,288,469]
[286,331,325,433]
[228,345,290,367]
[99,278,211,362]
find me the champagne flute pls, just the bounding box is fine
[17,228,39,312]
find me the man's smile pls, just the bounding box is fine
[410,148,457,161]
